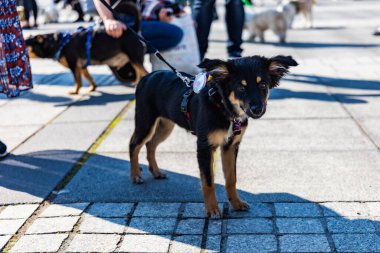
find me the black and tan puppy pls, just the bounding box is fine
[26,27,147,95]
[130,55,297,217]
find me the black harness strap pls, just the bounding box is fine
[181,89,195,134]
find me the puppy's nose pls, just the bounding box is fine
[250,105,263,116]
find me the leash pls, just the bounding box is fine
[98,0,193,87]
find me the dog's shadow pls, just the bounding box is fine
[1,150,379,252]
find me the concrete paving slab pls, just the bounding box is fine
[227,203,272,218]
[0,150,83,204]
[360,118,380,148]
[227,218,273,234]
[118,234,171,252]
[222,151,380,202]
[10,234,68,253]
[134,202,181,217]
[0,204,39,219]
[0,235,11,251]
[367,202,380,217]
[127,217,176,234]
[170,235,202,253]
[14,121,110,155]
[66,234,120,252]
[86,203,134,217]
[205,235,221,253]
[274,203,321,217]
[240,118,376,151]
[0,219,26,235]
[226,235,276,253]
[0,125,42,151]
[322,202,370,217]
[326,217,376,233]
[79,217,125,233]
[176,219,204,235]
[332,234,380,253]
[208,220,222,235]
[40,203,89,217]
[25,216,80,234]
[279,234,330,252]
[276,218,324,233]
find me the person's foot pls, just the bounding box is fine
[374,27,380,36]
[228,51,242,59]
[0,140,8,159]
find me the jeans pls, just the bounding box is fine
[192,0,244,59]
[23,0,38,22]
[141,21,184,54]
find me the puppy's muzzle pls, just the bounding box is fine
[247,105,266,119]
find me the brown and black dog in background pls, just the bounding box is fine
[25,1,147,94]
[130,55,298,217]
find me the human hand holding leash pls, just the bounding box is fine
[158,8,173,23]
[104,19,127,38]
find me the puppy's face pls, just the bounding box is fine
[198,55,298,119]
[25,33,59,59]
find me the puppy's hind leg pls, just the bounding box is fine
[129,117,160,184]
[146,118,174,179]
[81,68,97,92]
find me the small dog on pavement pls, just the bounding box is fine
[279,0,315,28]
[245,8,288,43]
[130,55,298,217]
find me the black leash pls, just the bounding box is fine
[98,0,193,86]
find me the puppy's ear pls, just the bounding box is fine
[268,55,298,88]
[198,58,233,76]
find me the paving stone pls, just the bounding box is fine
[79,217,125,233]
[10,234,68,252]
[322,202,370,217]
[0,235,11,250]
[40,203,89,217]
[86,203,134,217]
[332,234,380,252]
[226,235,276,253]
[118,234,171,252]
[367,202,380,217]
[208,219,222,235]
[170,235,202,253]
[0,204,39,219]
[0,219,26,235]
[176,219,204,234]
[183,203,224,218]
[205,235,221,253]
[276,218,324,233]
[127,217,177,234]
[327,217,376,233]
[133,202,181,217]
[228,203,272,218]
[67,234,120,252]
[25,216,80,234]
[274,203,321,217]
[227,218,273,234]
[279,234,331,252]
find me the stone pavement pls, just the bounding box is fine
[1,0,380,252]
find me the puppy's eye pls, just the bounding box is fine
[258,83,266,90]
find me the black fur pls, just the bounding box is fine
[130,55,297,211]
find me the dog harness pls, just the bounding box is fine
[180,73,242,137]
[54,26,94,68]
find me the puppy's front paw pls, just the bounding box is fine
[68,89,79,95]
[132,176,144,184]
[231,200,250,211]
[206,206,222,219]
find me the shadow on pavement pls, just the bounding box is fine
[1,150,379,251]
[55,91,135,107]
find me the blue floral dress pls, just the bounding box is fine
[0,0,32,97]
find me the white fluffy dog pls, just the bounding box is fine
[40,3,59,24]
[277,1,297,28]
[245,8,288,43]
[279,0,314,28]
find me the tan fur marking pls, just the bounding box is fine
[208,130,227,147]
[131,63,148,85]
[27,46,37,59]
[241,80,247,86]
[81,68,96,92]
[256,76,262,83]
[68,67,83,94]
[59,56,69,68]
[228,92,246,117]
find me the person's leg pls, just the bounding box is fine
[192,0,216,60]
[72,0,84,22]
[31,0,38,27]
[225,0,244,57]
[141,21,183,53]
[0,140,8,158]
[23,0,32,28]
